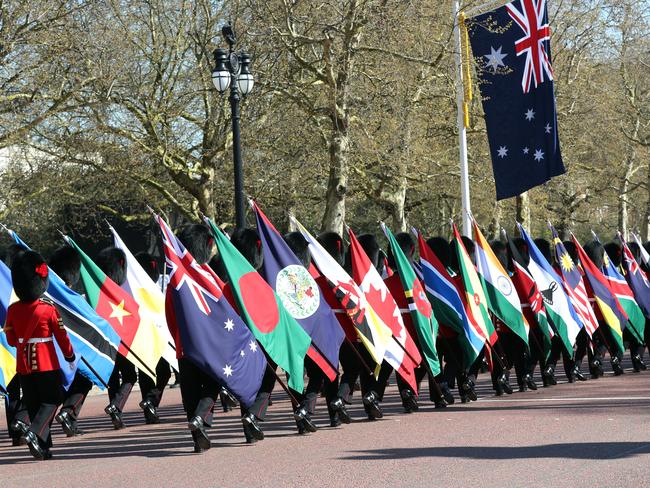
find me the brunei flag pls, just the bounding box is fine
[348,227,420,392]
[382,223,440,376]
[110,225,178,371]
[472,219,529,346]
[207,217,311,393]
[415,229,484,365]
[292,216,392,370]
[571,235,626,354]
[452,223,498,345]
[252,201,343,382]
[65,236,165,379]
[0,260,16,390]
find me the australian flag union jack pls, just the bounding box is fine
[467,0,565,199]
[156,214,266,408]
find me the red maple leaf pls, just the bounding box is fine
[365,283,401,334]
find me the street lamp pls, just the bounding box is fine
[211,25,254,229]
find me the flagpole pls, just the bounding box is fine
[453,0,472,237]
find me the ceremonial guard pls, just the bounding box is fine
[5,250,76,460]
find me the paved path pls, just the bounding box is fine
[1,366,649,488]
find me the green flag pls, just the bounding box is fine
[206,218,311,392]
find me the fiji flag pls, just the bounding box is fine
[466,0,565,199]
[155,213,266,407]
[0,260,17,390]
[252,201,343,381]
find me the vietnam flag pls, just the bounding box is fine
[348,227,420,393]
[65,236,165,380]
[206,217,312,393]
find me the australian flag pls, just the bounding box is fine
[253,201,343,381]
[467,0,565,199]
[156,213,266,408]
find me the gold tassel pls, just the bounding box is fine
[459,12,473,128]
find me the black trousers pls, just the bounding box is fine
[60,371,93,422]
[21,371,64,449]
[293,356,338,417]
[499,333,528,387]
[108,354,137,412]
[573,329,590,370]
[545,336,574,379]
[139,358,172,408]
[5,376,29,441]
[624,327,644,361]
[178,358,219,427]
[337,341,378,405]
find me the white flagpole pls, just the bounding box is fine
[453,0,471,237]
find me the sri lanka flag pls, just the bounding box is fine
[571,235,626,355]
[472,218,529,346]
[110,225,179,371]
[519,224,581,354]
[348,227,420,392]
[292,216,392,370]
[416,229,484,364]
[619,232,650,319]
[0,260,16,390]
[11,231,118,388]
[252,201,343,382]
[382,223,440,376]
[207,217,312,393]
[65,235,165,380]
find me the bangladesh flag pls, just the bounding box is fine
[382,223,440,376]
[472,219,529,347]
[65,236,165,380]
[206,218,311,393]
[452,223,498,345]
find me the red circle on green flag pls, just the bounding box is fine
[239,272,280,333]
[412,279,432,318]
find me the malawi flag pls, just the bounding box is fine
[292,216,392,369]
[452,223,497,345]
[156,214,266,407]
[620,233,650,320]
[348,227,420,392]
[519,224,581,355]
[506,234,553,361]
[472,219,529,346]
[597,234,645,343]
[382,223,440,376]
[571,235,627,354]
[207,217,311,393]
[11,231,119,388]
[416,229,484,364]
[253,201,343,382]
[66,236,165,380]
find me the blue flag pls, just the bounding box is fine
[11,231,119,389]
[467,0,565,199]
[0,260,17,390]
[253,202,343,381]
[156,214,266,408]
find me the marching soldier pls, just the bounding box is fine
[5,250,76,460]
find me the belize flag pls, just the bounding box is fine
[252,201,343,381]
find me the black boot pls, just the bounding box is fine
[293,406,317,433]
[400,389,419,413]
[525,373,538,390]
[188,416,211,451]
[329,397,351,424]
[362,391,383,420]
[104,404,125,430]
[139,399,160,424]
[241,413,265,441]
[24,431,45,461]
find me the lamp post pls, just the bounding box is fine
[211,25,254,229]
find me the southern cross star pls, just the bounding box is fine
[484,46,508,73]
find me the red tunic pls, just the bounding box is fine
[4,298,74,374]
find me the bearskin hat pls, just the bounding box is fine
[284,232,311,268]
[95,247,127,286]
[135,251,160,283]
[426,237,451,269]
[357,234,380,269]
[533,238,552,264]
[12,250,49,302]
[177,224,214,265]
[584,241,605,269]
[317,231,345,267]
[603,241,622,267]
[562,240,579,264]
[387,232,415,269]
[3,243,26,268]
[230,228,263,270]
[509,237,529,267]
[48,245,81,288]
[627,241,641,263]
[490,239,508,270]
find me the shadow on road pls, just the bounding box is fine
[342,442,650,461]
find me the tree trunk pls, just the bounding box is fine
[487,201,502,241]
[320,130,349,235]
[515,192,531,232]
